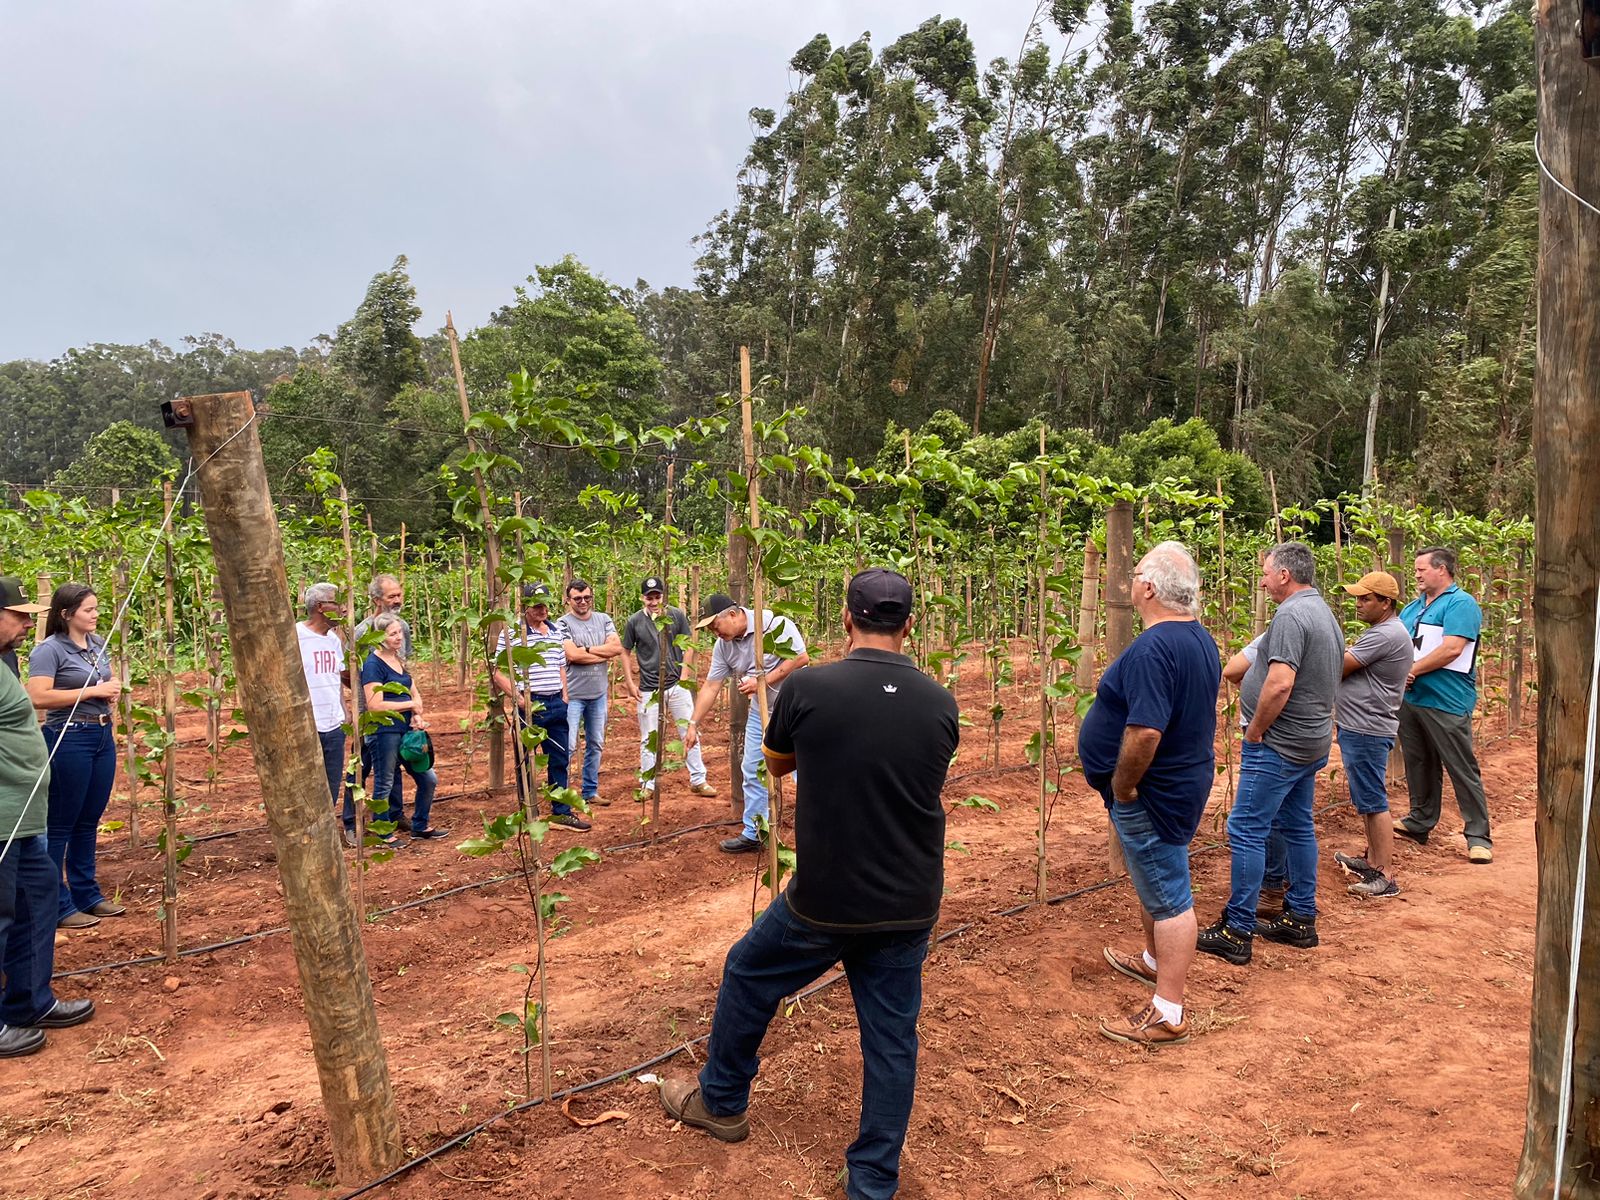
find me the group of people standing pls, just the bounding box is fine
[1078,540,1494,1048]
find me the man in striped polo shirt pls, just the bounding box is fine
[491,584,586,830]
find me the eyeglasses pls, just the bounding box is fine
[571,594,594,602]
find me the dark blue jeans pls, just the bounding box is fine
[0,834,59,1027]
[367,735,438,833]
[524,695,572,816]
[43,722,116,919]
[344,736,400,832]
[317,728,346,808]
[699,891,930,1200]
[1225,741,1326,930]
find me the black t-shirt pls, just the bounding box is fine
[763,647,960,932]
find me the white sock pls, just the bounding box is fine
[1142,950,1158,973]
[1151,994,1184,1026]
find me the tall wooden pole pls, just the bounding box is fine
[653,461,674,835]
[172,391,403,1183]
[725,360,753,823]
[338,485,367,916]
[1035,428,1050,901]
[1103,500,1136,878]
[113,557,140,849]
[740,348,782,905]
[446,313,506,792]
[1517,9,1599,1194]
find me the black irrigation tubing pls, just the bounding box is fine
[54,818,744,980]
[334,795,1354,1197]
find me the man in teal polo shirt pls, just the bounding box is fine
[1394,546,1492,863]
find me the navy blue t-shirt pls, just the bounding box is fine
[1076,620,1221,844]
[360,652,413,739]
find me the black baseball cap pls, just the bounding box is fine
[521,583,553,603]
[848,568,913,624]
[640,576,665,596]
[0,576,46,615]
[696,592,738,629]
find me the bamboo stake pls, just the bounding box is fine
[1035,426,1050,902]
[114,557,140,849]
[446,313,507,792]
[1268,470,1283,542]
[159,484,180,964]
[653,461,675,835]
[338,485,367,917]
[740,348,782,906]
[34,574,51,645]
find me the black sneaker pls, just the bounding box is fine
[1348,874,1401,899]
[1334,851,1382,883]
[1196,918,1253,966]
[550,813,592,831]
[719,835,762,855]
[1258,908,1319,948]
[1393,824,1428,846]
[410,827,449,840]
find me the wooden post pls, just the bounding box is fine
[1074,540,1101,692]
[1516,13,1599,1192]
[174,390,404,1182]
[446,313,507,793]
[1268,470,1283,543]
[652,461,675,834]
[740,348,782,905]
[1508,541,1529,732]
[112,558,140,849]
[725,460,751,824]
[1035,427,1050,901]
[338,486,367,915]
[34,575,51,645]
[160,484,179,964]
[457,538,471,691]
[1103,500,1136,878]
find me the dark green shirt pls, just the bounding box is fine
[0,656,50,838]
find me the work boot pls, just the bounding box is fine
[659,1079,749,1142]
[1196,918,1253,966]
[1256,883,1286,921]
[1258,908,1319,949]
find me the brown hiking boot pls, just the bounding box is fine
[689,781,718,798]
[1099,1004,1189,1047]
[1256,883,1286,920]
[659,1078,749,1142]
[1102,945,1157,986]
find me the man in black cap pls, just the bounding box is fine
[661,569,959,1200]
[0,576,95,1056]
[491,584,586,830]
[684,590,809,852]
[621,577,716,801]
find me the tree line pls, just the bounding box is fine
[0,0,1534,533]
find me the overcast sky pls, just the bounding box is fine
[0,1,1043,363]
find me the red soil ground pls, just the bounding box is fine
[1,648,1536,1200]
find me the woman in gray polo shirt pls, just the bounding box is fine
[25,583,123,929]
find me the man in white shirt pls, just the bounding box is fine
[685,593,809,853]
[295,583,350,822]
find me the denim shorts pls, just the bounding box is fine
[1108,799,1194,921]
[1337,727,1394,815]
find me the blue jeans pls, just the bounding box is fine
[1338,728,1394,815]
[739,700,768,840]
[566,694,608,799]
[344,737,401,832]
[1224,741,1326,930]
[0,835,59,1027]
[1108,800,1193,921]
[699,892,930,1200]
[367,735,438,833]
[43,722,116,919]
[523,695,572,817]
[317,728,346,809]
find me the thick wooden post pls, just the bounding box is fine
[725,395,752,824]
[1516,9,1600,1193]
[173,391,403,1182]
[1074,540,1101,692]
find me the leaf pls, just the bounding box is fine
[560,1097,631,1127]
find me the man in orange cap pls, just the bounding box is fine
[1331,571,1414,897]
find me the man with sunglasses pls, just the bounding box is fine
[559,580,623,810]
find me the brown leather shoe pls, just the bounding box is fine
[1256,883,1286,920]
[1102,946,1157,986]
[659,1078,748,1142]
[57,911,100,930]
[88,901,127,918]
[1099,1004,1190,1046]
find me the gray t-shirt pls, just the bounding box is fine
[559,610,619,701]
[28,633,114,726]
[1240,588,1343,765]
[1336,616,1413,739]
[621,607,691,691]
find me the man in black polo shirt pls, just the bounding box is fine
[660,569,959,1200]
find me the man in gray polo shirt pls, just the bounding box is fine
[1198,542,1343,966]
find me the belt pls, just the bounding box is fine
[528,691,563,700]
[61,714,112,727]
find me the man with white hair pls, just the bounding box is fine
[1077,542,1220,1046]
[295,582,349,811]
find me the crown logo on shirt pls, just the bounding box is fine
[882,684,898,694]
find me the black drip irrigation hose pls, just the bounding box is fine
[54,818,742,980]
[331,799,1352,1197]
